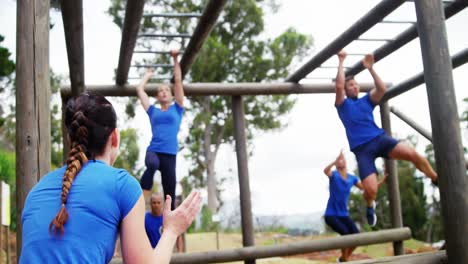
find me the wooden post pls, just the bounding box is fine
[415,0,468,262]
[15,0,51,256]
[380,102,404,256]
[60,0,85,95]
[232,96,255,264]
[5,227,9,264]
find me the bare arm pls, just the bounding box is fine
[335,50,347,106]
[364,54,387,105]
[323,160,335,177]
[136,69,153,111]
[171,50,184,107]
[120,192,201,264]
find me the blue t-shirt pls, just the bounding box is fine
[324,170,359,217]
[20,160,142,264]
[336,94,384,150]
[145,212,163,248]
[147,103,184,155]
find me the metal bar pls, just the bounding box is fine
[345,0,468,77]
[390,106,432,141]
[356,38,393,42]
[232,96,256,264]
[379,20,416,24]
[61,82,377,97]
[379,102,404,256]
[416,0,468,262]
[138,33,192,38]
[134,50,185,54]
[16,0,51,256]
[143,13,202,18]
[168,228,411,264]
[115,0,145,85]
[382,48,468,101]
[60,0,85,95]
[285,0,406,83]
[179,0,228,78]
[131,64,173,68]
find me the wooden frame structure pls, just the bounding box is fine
[16,0,468,263]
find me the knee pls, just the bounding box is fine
[365,185,378,199]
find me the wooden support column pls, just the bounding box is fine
[60,0,85,95]
[380,102,404,256]
[232,96,255,264]
[415,0,468,262]
[16,0,51,256]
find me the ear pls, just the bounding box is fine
[111,128,119,148]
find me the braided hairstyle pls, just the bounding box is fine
[49,93,117,236]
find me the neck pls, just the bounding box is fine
[338,168,347,175]
[94,152,112,165]
[151,211,162,216]
[160,102,170,110]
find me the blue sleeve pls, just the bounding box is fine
[147,105,155,116]
[173,102,184,116]
[335,98,347,109]
[353,175,359,185]
[364,93,377,108]
[115,170,142,219]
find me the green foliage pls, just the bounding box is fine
[198,205,217,232]
[113,128,141,176]
[0,35,15,83]
[0,148,17,231]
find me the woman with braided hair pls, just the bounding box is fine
[20,93,201,264]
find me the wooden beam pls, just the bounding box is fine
[60,0,85,96]
[16,0,51,256]
[379,102,404,256]
[415,1,468,262]
[170,228,411,264]
[115,0,145,85]
[232,96,255,264]
[179,0,228,78]
[348,251,447,264]
[61,82,377,97]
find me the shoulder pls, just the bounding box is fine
[147,105,157,115]
[171,102,184,114]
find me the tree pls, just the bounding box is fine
[108,0,313,212]
[113,128,141,176]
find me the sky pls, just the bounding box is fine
[1,0,467,217]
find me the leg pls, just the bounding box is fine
[140,152,160,201]
[159,153,177,210]
[342,216,360,260]
[361,174,378,207]
[325,216,351,262]
[388,142,437,182]
[355,148,379,226]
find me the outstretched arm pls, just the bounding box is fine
[364,54,387,105]
[171,50,184,107]
[335,50,347,106]
[120,192,201,264]
[323,150,343,177]
[136,69,153,111]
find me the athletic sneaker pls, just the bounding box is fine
[366,201,377,227]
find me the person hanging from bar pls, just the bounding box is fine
[19,93,201,263]
[136,50,185,210]
[323,150,387,262]
[334,50,438,227]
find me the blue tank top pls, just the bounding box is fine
[147,103,184,155]
[325,170,359,217]
[145,212,163,248]
[20,160,142,264]
[336,94,384,150]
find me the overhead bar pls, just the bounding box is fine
[390,106,432,141]
[179,0,228,78]
[115,0,145,85]
[143,13,202,18]
[61,82,378,97]
[285,0,406,83]
[138,33,192,38]
[382,48,468,101]
[345,0,468,77]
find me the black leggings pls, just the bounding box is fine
[140,151,176,209]
[325,215,360,235]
